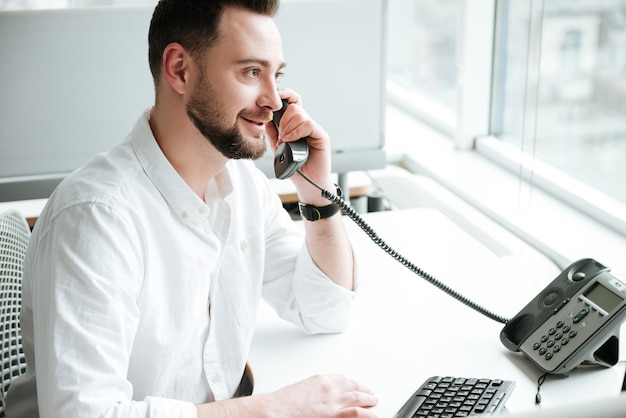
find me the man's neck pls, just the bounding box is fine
[148,104,228,201]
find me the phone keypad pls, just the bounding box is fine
[530,317,579,362]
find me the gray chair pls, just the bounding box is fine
[0,210,30,417]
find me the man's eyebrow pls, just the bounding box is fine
[236,58,287,70]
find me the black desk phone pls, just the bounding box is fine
[271,100,626,377]
[501,258,626,375]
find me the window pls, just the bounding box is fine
[388,0,626,265]
[491,0,626,205]
[386,0,459,133]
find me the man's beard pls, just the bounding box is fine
[186,73,268,160]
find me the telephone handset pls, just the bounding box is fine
[500,258,626,375]
[272,99,309,180]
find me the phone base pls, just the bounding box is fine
[501,259,609,352]
[503,258,626,376]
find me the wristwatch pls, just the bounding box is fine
[298,185,343,221]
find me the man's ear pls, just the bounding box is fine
[161,42,191,95]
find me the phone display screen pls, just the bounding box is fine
[585,282,624,313]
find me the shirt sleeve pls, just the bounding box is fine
[28,202,197,418]
[260,185,360,335]
[293,243,360,334]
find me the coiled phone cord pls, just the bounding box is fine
[296,169,511,325]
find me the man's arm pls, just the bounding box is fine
[265,88,355,291]
[300,197,354,290]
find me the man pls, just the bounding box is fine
[5,0,378,416]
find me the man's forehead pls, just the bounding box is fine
[214,6,284,67]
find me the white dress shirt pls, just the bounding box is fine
[6,110,357,418]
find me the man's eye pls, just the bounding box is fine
[244,68,261,78]
[275,71,284,83]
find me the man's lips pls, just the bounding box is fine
[242,116,270,126]
[240,117,273,138]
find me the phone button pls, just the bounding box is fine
[573,308,590,324]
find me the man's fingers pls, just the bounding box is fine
[340,390,379,408]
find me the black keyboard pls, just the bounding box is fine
[393,376,515,417]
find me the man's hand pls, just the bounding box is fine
[196,374,378,418]
[272,374,379,417]
[265,88,334,206]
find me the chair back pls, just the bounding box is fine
[0,210,30,416]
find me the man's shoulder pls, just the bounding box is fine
[45,143,145,216]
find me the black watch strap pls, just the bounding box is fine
[298,185,343,221]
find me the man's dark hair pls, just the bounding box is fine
[148,0,280,88]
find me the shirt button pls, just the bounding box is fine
[211,374,221,383]
[203,226,211,235]
[198,207,206,215]
[181,211,188,219]
[240,240,248,251]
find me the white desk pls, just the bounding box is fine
[248,208,626,416]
